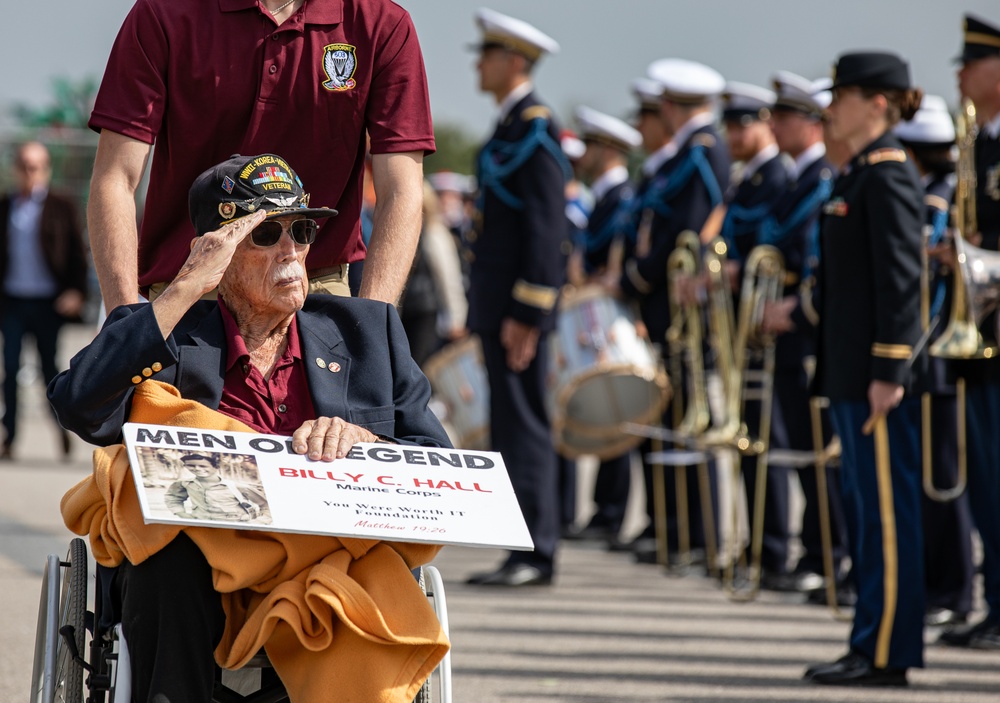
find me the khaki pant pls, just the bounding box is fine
[147,263,351,301]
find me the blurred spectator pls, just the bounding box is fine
[0,142,88,459]
[399,182,469,365]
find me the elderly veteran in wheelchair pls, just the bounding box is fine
[49,153,451,702]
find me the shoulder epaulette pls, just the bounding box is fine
[924,194,950,212]
[861,148,907,166]
[521,106,551,122]
[690,133,716,149]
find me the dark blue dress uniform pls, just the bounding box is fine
[815,127,927,673]
[719,145,792,576]
[619,116,730,555]
[938,13,1000,646]
[757,151,850,581]
[467,90,569,579]
[956,102,1000,635]
[916,173,975,620]
[580,173,635,535]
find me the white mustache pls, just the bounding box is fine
[271,261,305,283]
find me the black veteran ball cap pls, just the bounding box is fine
[831,51,911,92]
[189,153,337,236]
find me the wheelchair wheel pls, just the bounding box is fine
[54,538,87,703]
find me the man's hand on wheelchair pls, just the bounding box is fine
[292,416,379,461]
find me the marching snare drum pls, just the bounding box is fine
[422,335,491,451]
[547,286,669,459]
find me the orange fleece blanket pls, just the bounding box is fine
[61,381,450,703]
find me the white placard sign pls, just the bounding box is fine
[122,422,533,551]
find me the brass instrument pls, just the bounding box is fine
[923,98,982,501]
[701,238,742,448]
[708,243,785,600]
[644,231,717,572]
[930,98,988,359]
[668,231,711,438]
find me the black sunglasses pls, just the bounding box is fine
[250,218,318,247]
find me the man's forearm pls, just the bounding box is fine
[88,179,140,311]
[359,152,424,304]
[88,131,152,312]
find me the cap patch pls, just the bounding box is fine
[322,43,357,91]
[222,176,235,193]
[238,155,295,193]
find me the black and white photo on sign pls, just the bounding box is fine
[133,446,272,525]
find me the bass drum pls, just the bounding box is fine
[422,335,491,451]
[547,286,669,459]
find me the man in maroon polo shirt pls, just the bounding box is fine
[87,0,434,310]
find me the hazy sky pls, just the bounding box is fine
[7,0,999,141]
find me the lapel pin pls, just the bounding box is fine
[328,362,341,373]
[315,357,326,368]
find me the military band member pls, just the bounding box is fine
[609,59,730,564]
[893,95,976,629]
[803,52,926,686]
[464,8,568,587]
[562,106,642,543]
[715,82,792,586]
[607,77,676,557]
[941,12,1000,649]
[759,72,849,595]
[718,82,788,255]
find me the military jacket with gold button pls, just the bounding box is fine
[814,131,925,401]
[468,91,569,333]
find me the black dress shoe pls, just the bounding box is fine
[805,651,907,686]
[925,607,968,628]
[562,523,616,542]
[466,563,552,587]
[806,583,856,607]
[939,618,1000,649]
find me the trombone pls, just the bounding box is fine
[701,239,785,600]
[923,98,982,501]
[644,231,717,573]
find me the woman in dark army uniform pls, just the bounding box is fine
[803,51,926,687]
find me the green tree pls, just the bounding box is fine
[13,78,97,130]
[425,122,479,178]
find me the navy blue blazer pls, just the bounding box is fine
[48,298,451,449]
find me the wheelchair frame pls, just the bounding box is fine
[30,537,453,703]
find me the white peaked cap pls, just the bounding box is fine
[575,105,642,150]
[560,132,587,160]
[722,81,777,119]
[427,171,476,195]
[894,95,956,145]
[631,77,664,109]
[474,8,559,61]
[646,58,725,103]
[772,70,832,116]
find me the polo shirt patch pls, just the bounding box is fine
[322,43,358,91]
